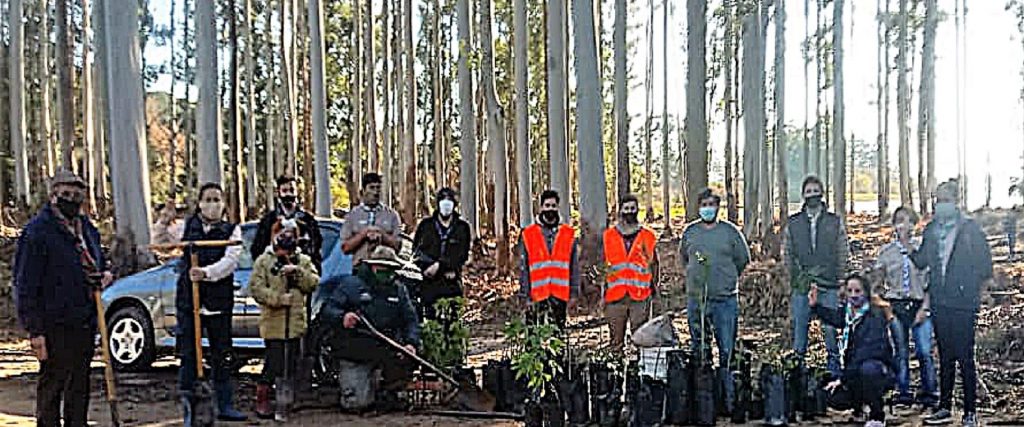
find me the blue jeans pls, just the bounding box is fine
[792,288,840,377]
[687,296,737,411]
[890,301,938,403]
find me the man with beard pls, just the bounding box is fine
[341,173,403,267]
[412,187,472,321]
[252,176,324,272]
[517,189,580,328]
[602,194,660,352]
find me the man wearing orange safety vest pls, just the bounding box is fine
[517,190,579,328]
[602,194,660,351]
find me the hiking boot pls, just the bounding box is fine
[924,408,954,425]
[215,382,248,422]
[255,384,272,419]
[962,412,978,427]
[894,393,915,409]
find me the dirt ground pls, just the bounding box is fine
[0,212,1023,426]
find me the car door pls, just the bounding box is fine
[233,225,262,340]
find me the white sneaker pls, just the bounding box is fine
[864,421,886,427]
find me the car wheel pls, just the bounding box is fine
[108,305,156,372]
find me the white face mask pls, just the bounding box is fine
[439,200,455,217]
[199,201,224,221]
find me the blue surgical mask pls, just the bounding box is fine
[699,207,718,223]
[848,294,868,308]
[934,202,958,222]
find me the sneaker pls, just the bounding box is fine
[962,412,978,427]
[924,408,954,425]
[895,393,915,408]
[865,421,886,427]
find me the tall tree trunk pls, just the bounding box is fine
[105,0,154,263]
[742,1,762,239]
[724,0,738,223]
[82,0,96,208]
[168,0,179,203]
[228,0,244,222]
[515,0,534,226]
[547,0,570,221]
[10,0,29,204]
[281,0,298,176]
[803,0,810,179]
[366,0,378,171]
[917,0,936,214]
[614,0,629,202]
[876,0,888,219]
[0,0,7,212]
[352,0,362,194]
[265,0,277,209]
[481,0,510,269]
[457,0,479,236]
[882,0,892,215]
[686,0,709,222]
[833,0,846,223]
[432,0,444,191]
[197,0,222,185]
[757,1,771,238]
[775,0,789,222]
[381,0,392,203]
[897,0,912,208]
[813,0,822,177]
[662,0,671,230]
[643,0,654,220]
[93,0,109,200]
[244,0,257,212]
[403,0,418,225]
[56,0,75,171]
[41,0,55,181]
[308,0,331,216]
[394,0,404,200]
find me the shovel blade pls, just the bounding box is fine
[452,379,498,412]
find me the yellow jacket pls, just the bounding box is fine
[250,251,320,340]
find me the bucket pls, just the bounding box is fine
[639,346,674,381]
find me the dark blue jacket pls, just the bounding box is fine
[14,205,106,335]
[318,266,421,347]
[814,304,896,379]
[910,216,993,312]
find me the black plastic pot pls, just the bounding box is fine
[483,359,528,414]
[557,364,590,426]
[784,362,805,422]
[730,349,752,424]
[693,363,717,426]
[665,350,693,425]
[812,368,829,417]
[525,401,544,427]
[625,360,640,407]
[589,362,623,427]
[543,392,566,427]
[760,365,787,425]
[632,376,668,427]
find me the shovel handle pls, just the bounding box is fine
[148,240,243,251]
[93,289,119,404]
[191,252,205,379]
[357,315,460,387]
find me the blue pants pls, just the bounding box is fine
[176,310,234,398]
[792,287,840,376]
[890,300,938,404]
[829,359,894,422]
[687,296,737,411]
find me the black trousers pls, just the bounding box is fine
[528,298,567,330]
[37,325,96,427]
[334,331,416,391]
[176,310,234,393]
[932,307,978,414]
[262,339,302,385]
[828,359,893,422]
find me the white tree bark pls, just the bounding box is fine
[514,0,533,227]
[481,0,510,268]
[662,0,671,229]
[82,0,96,208]
[547,0,570,221]
[457,0,479,236]
[742,2,762,239]
[775,0,789,222]
[264,0,277,209]
[308,0,331,216]
[613,0,629,203]
[244,0,257,211]
[725,0,737,222]
[833,0,846,223]
[9,0,29,203]
[918,0,936,213]
[281,0,297,177]
[402,0,417,225]
[897,0,911,207]
[56,0,75,170]
[40,0,55,179]
[196,0,222,185]
[573,0,608,269]
[686,0,709,221]
[93,0,108,200]
[104,0,153,249]
[366,0,377,171]
[382,0,392,203]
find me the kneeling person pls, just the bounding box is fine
[250,220,320,419]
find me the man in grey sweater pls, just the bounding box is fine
[679,188,751,414]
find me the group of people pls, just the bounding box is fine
[13,168,993,427]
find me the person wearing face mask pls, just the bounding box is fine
[679,188,751,414]
[870,207,937,409]
[152,182,248,423]
[251,176,324,273]
[517,189,580,328]
[910,179,992,427]
[810,275,896,427]
[412,187,472,321]
[249,221,320,418]
[602,193,660,352]
[15,170,114,427]
[785,175,850,378]
[341,173,403,267]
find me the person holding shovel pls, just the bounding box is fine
[152,182,248,423]
[911,179,992,427]
[250,219,320,419]
[14,170,113,427]
[679,187,751,416]
[602,193,660,352]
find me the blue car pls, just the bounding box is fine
[100,219,352,371]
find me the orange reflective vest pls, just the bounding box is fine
[523,224,574,302]
[603,227,656,303]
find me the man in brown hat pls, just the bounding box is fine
[14,170,114,427]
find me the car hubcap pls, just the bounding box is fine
[110,317,145,364]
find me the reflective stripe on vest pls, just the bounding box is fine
[523,224,574,302]
[603,227,656,303]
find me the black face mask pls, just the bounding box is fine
[55,197,81,219]
[621,212,639,224]
[805,195,823,209]
[540,210,560,226]
[275,235,298,252]
[280,195,298,209]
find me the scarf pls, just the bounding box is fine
[894,240,912,297]
[838,302,870,368]
[54,206,98,278]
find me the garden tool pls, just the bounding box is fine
[357,314,496,412]
[92,277,121,427]
[275,270,297,422]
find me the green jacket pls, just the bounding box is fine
[250,251,320,339]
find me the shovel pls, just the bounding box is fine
[275,272,297,422]
[92,282,121,427]
[357,315,496,412]
[188,250,217,427]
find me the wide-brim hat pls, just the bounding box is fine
[363,246,403,268]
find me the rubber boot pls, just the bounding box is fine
[215,381,248,422]
[180,393,194,427]
[255,383,273,419]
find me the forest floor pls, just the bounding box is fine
[0,211,1022,426]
